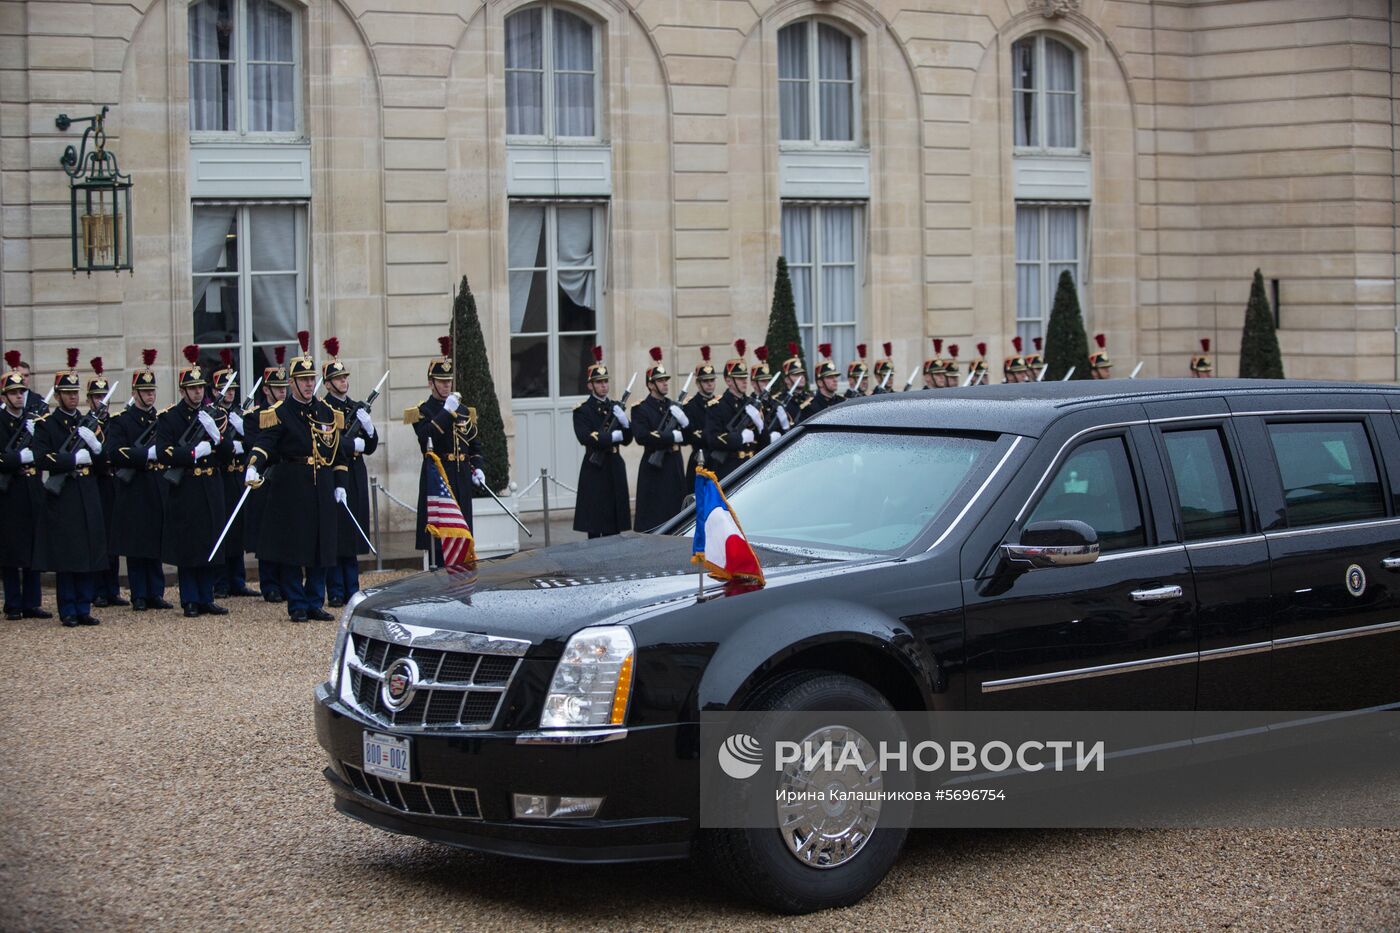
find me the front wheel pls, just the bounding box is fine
[703,671,909,914]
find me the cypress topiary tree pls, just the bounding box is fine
[1239,268,1284,379]
[451,275,510,495]
[1044,269,1091,380]
[763,256,805,375]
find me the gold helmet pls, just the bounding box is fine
[645,346,669,384]
[1191,338,1213,374]
[780,341,806,379]
[211,347,238,395]
[263,346,289,388]
[133,348,158,390]
[923,338,944,377]
[694,345,716,379]
[288,330,317,379]
[873,342,895,380]
[1090,333,1112,370]
[55,347,83,392]
[814,342,839,380]
[2,350,25,394]
[322,337,349,380]
[178,344,207,389]
[943,343,961,379]
[847,343,868,383]
[1023,336,1045,372]
[587,345,609,384]
[86,356,111,397]
[723,339,749,380]
[1003,336,1028,375]
[751,345,772,383]
[428,335,454,381]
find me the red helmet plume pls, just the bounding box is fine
[1095,333,1107,349]
[882,342,892,357]
[142,348,158,367]
[856,343,867,359]
[1200,338,1210,352]
[649,346,663,362]
[788,342,800,357]
[1033,336,1043,351]
[67,347,80,369]
[591,345,604,363]
[754,345,769,363]
[3,350,19,369]
[323,337,340,358]
[1012,336,1023,353]
[297,330,311,353]
[977,342,987,357]
[90,357,104,376]
[733,339,746,358]
[947,344,959,359]
[274,346,286,365]
[438,336,452,358]
[933,338,943,354]
[219,348,233,367]
[699,345,711,362]
[818,342,832,359]
[182,344,200,364]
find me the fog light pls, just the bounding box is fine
[512,794,604,820]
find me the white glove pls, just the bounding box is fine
[233,440,245,456]
[669,404,689,428]
[770,431,782,445]
[672,430,683,444]
[334,487,348,504]
[228,411,244,436]
[610,429,624,443]
[245,466,262,487]
[356,408,375,435]
[612,404,629,428]
[78,425,102,453]
[19,448,34,465]
[193,440,212,459]
[353,437,365,453]
[74,449,92,466]
[197,409,220,443]
[472,468,486,487]
[745,404,764,431]
[443,393,460,414]
[741,428,755,445]
[146,445,157,462]
[776,406,791,430]
[23,418,35,436]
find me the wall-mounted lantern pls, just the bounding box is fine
[56,106,133,275]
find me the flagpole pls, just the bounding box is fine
[696,450,706,600]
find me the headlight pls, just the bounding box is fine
[329,590,368,689]
[540,625,635,728]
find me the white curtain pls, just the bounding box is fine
[1045,39,1076,148]
[508,204,545,332]
[249,206,299,343]
[555,207,595,315]
[1011,39,1035,146]
[191,206,237,310]
[817,24,853,142]
[821,207,857,369]
[189,0,234,132]
[1015,208,1041,344]
[552,10,595,137]
[246,0,296,133]
[777,24,808,141]
[505,8,544,136]
[781,204,812,325]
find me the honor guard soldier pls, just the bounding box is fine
[11,357,49,416]
[682,346,716,485]
[943,344,962,388]
[917,339,945,389]
[964,343,988,386]
[245,332,348,622]
[750,347,790,442]
[779,342,810,422]
[1003,338,1031,384]
[0,354,49,621]
[1025,337,1046,381]
[321,337,378,605]
[211,351,256,599]
[1089,333,1113,379]
[631,347,687,532]
[703,340,764,481]
[157,345,232,618]
[85,358,126,607]
[1191,339,1214,378]
[34,349,109,626]
[573,346,632,538]
[801,343,845,421]
[408,337,486,564]
[107,349,170,611]
[844,344,869,398]
[247,349,289,603]
[871,343,896,394]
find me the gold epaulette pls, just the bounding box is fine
[467,406,478,426]
[706,397,720,407]
[259,403,280,430]
[333,409,344,431]
[158,404,175,414]
[404,406,422,425]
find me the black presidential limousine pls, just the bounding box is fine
[315,379,1400,912]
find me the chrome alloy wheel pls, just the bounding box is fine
[775,724,882,869]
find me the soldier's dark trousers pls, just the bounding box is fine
[217,552,247,591]
[2,568,42,612]
[282,565,326,614]
[99,556,121,600]
[55,572,96,618]
[126,558,166,601]
[327,557,360,602]
[259,559,283,597]
[178,566,215,606]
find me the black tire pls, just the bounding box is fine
[703,670,909,914]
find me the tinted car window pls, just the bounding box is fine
[1267,422,1385,527]
[1162,428,1243,540]
[1028,436,1146,552]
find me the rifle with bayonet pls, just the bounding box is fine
[338,370,390,449]
[44,379,119,496]
[114,405,162,485]
[165,371,235,487]
[588,372,637,467]
[0,411,36,493]
[645,370,693,470]
[901,365,920,392]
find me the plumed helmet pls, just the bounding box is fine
[427,335,454,381]
[645,346,669,384]
[724,339,749,380]
[211,347,238,395]
[846,343,868,381]
[322,336,349,380]
[813,342,839,380]
[288,330,317,380]
[1191,338,1213,373]
[178,344,207,389]
[873,342,895,378]
[780,341,806,378]
[54,347,83,391]
[586,345,610,384]
[694,345,716,379]
[133,348,158,390]
[1089,333,1112,368]
[86,356,111,396]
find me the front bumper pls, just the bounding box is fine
[315,683,698,863]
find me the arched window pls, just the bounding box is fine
[189,0,300,136]
[1012,34,1079,151]
[777,20,857,145]
[505,4,599,140]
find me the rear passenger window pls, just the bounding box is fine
[1162,428,1243,540]
[1266,422,1385,527]
[1028,436,1146,552]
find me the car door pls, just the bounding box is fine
[964,409,1199,711]
[1230,394,1400,710]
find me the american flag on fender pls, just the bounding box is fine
[424,452,476,565]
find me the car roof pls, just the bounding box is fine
[805,379,1400,437]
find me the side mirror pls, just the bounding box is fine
[1003,520,1099,569]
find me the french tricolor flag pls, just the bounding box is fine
[691,467,765,585]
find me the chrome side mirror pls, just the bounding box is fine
[1003,520,1100,569]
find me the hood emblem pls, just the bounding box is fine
[381,657,421,712]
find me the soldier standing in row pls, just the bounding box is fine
[1191,339,1214,378]
[1003,338,1031,384]
[871,343,896,394]
[85,359,126,607]
[157,345,232,618]
[800,343,844,421]
[915,339,943,390]
[106,349,171,611]
[943,344,962,387]
[408,337,485,565]
[750,347,790,444]
[1090,334,1113,379]
[844,345,869,399]
[12,357,49,416]
[0,355,48,621]
[321,338,378,606]
[35,349,108,627]
[1025,337,1046,381]
[631,347,686,532]
[682,346,716,485]
[211,352,257,599]
[779,343,809,423]
[247,350,288,603]
[703,340,763,481]
[573,346,632,538]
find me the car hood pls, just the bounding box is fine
[353,532,841,648]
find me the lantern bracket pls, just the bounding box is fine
[57,106,123,181]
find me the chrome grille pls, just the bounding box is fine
[340,762,482,819]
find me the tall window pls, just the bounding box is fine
[191,202,307,384]
[189,0,300,136]
[778,20,857,144]
[1012,34,1079,151]
[782,203,860,368]
[509,202,604,399]
[1015,205,1084,346]
[505,4,598,140]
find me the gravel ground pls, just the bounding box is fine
[3,570,1400,931]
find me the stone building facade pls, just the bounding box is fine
[1,0,1397,517]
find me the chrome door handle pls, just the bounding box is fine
[1131,584,1183,603]
[1382,558,1400,570]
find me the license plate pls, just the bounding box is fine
[363,731,411,782]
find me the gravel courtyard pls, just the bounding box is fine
[3,570,1399,932]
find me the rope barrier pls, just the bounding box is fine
[377,485,418,513]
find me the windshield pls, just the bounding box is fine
[687,430,995,554]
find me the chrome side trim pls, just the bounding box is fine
[515,728,629,746]
[980,651,1197,693]
[1199,641,1271,661]
[926,436,1025,552]
[1272,619,1400,649]
[1185,534,1267,551]
[350,615,531,657]
[1094,544,1186,563]
[1264,517,1400,540]
[1149,408,1389,424]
